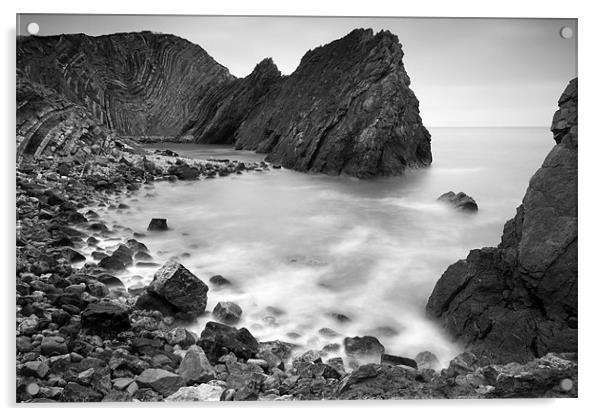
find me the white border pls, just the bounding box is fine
[2,0,600,414]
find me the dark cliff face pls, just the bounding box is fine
[17,32,233,137]
[17,29,431,178]
[426,79,578,364]
[186,28,432,178]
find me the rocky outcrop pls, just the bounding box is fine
[184,28,432,178]
[18,29,431,178]
[437,191,478,212]
[426,79,578,363]
[17,32,233,137]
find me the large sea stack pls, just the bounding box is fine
[426,78,578,363]
[17,29,431,178]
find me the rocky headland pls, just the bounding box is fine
[427,79,578,364]
[18,29,432,178]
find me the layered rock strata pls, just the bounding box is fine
[18,29,431,178]
[426,79,578,363]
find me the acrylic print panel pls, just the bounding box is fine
[15,14,577,402]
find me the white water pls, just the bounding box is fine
[92,127,553,366]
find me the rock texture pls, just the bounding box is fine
[18,29,431,178]
[184,28,432,177]
[426,78,578,363]
[17,32,233,137]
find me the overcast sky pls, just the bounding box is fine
[18,14,577,127]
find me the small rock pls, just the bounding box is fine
[437,191,478,212]
[136,368,185,397]
[165,384,225,401]
[212,301,242,324]
[177,345,216,384]
[147,218,168,231]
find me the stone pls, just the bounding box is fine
[167,163,200,180]
[177,345,216,384]
[381,353,418,369]
[40,336,69,356]
[414,351,441,370]
[135,368,185,397]
[212,301,243,324]
[209,275,231,287]
[21,360,50,378]
[81,300,131,335]
[147,218,168,232]
[343,336,385,361]
[437,191,478,212]
[165,384,225,401]
[146,261,208,315]
[198,321,259,363]
[166,327,197,348]
[61,382,103,402]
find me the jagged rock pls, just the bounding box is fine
[426,79,578,363]
[61,382,103,402]
[414,351,440,370]
[437,191,478,212]
[165,384,225,401]
[212,301,243,324]
[147,218,168,232]
[198,321,259,364]
[21,361,50,378]
[177,345,216,384]
[81,300,131,335]
[167,163,200,180]
[146,261,208,316]
[136,368,185,397]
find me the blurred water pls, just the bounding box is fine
[98,127,553,366]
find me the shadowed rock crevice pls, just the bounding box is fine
[426,78,578,364]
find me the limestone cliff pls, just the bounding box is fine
[17,32,233,137]
[426,79,578,363]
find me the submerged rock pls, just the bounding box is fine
[426,79,578,363]
[147,218,168,232]
[437,191,478,212]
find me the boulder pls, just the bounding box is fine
[209,275,231,287]
[135,368,185,397]
[177,345,216,384]
[167,163,200,180]
[198,321,259,364]
[212,301,243,324]
[147,218,168,232]
[146,261,208,316]
[437,191,478,212]
[81,300,131,335]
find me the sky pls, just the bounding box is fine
[17,14,577,127]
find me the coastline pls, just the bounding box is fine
[16,141,578,402]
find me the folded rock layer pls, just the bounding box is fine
[426,78,578,363]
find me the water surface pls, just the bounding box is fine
[98,127,553,366]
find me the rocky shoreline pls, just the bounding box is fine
[16,136,578,402]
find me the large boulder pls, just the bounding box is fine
[198,321,259,364]
[426,79,578,363]
[146,261,208,316]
